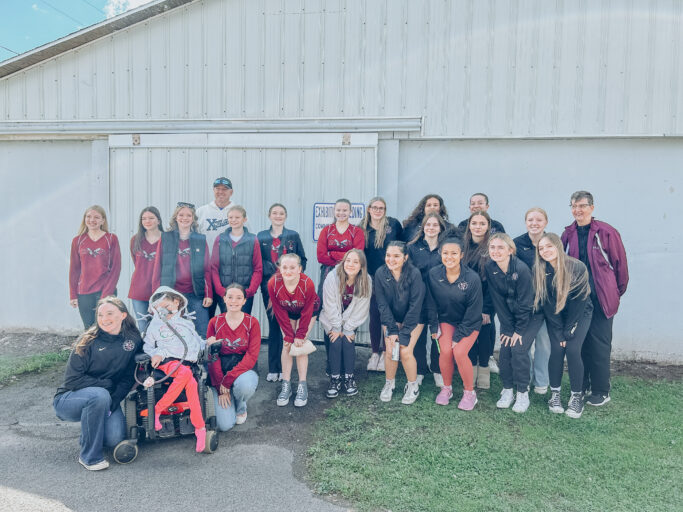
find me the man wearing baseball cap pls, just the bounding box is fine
[197,177,234,316]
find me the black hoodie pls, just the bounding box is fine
[374,263,425,345]
[484,256,534,337]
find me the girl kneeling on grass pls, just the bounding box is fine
[207,284,261,430]
[319,249,372,398]
[142,286,207,452]
[486,234,541,413]
[54,297,142,471]
[269,253,319,407]
[374,242,425,404]
[534,233,592,419]
[426,238,483,410]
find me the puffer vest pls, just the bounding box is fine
[160,230,207,298]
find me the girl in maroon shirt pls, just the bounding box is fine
[269,253,319,408]
[207,284,261,430]
[316,198,365,311]
[128,206,162,333]
[69,205,121,328]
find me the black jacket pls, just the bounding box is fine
[257,227,307,280]
[402,219,459,244]
[512,232,539,269]
[426,264,483,341]
[374,263,425,345]
[463,239,494,315]
[485,257,534,337]
[541,260,593,341]
[364,217,403,276]
[407,238,441,282]
[55,330,142,411]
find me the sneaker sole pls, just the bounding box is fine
[402,393,419,405]
[512,405,529,413]
[276,396,291,406]
[458,398,478,411]
[379,394,393,402]
[496,402,513,409]
[548,406,565,414]
[565,409,583,419]
[326,393,338,399]
[294,400,307,407]
[346,390,359,397]
[586,396,611,407]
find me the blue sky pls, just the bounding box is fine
[0,0,153,63]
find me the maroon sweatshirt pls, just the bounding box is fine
[128,236,160,301]
[316,224,365,266]
[207,313,261,389]
[267,273,319,343]
[69,233,121,300]
[151,238,212,297]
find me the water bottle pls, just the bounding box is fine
[391,340,400,361]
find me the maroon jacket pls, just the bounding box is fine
[561,218,628,319]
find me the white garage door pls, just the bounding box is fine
[109,133,377,341]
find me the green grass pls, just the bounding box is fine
[307,374,683,512]
[0,351,70,385]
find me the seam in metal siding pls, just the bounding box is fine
[1,0,683,137]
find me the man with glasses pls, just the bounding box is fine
[561,191,629,407]
[197,177,235,315]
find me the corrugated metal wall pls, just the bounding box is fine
[2,0,682,137]
[109,143,376,339]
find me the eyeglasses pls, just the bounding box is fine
[570,203,591,210]
[177,202,195,209]
[369,206,386,211]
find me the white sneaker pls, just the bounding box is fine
[433,372,444,388]
[366,352,380,371]
[235,412,247,424]
[401,381,420,405]
[488,356,499,374]
[496,388,514,409]
[376,352,386,372]
[512,391,530,413]
[534,385,548,395]
[266,373,278,382]
[416,374,424,386]
[79,458,109,471]
[379,380,395,402]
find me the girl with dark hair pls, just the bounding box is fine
[462,210,496,389]
[319,249,372,398]
[257,203,307,382]
[534,233,593,419]
[360,197,403,372]
[401,194,456,243]
[375,242,425,404]
[407,212,447,387]
[486,234,539,413]
[152,202,212,338]
[316,199,365,310]
[54,297,142,470]
[211,205,263,315]
[269,253,319,408]
[426,238,483,410]
[207,284,261,430]
[128,206,162,333]
[69,205,122,328]
[513,207,552,395]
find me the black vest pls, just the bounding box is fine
[218,229,256,288]
[257,227,307,279]
[160,230,207,298]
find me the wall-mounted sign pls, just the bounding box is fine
[313,202,365,241]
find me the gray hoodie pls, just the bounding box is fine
[319,266,372,337]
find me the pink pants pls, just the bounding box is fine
[438,323,479,391]
[155,361,205,430]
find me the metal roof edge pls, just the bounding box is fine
[0,0,195,80]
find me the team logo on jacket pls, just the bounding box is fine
[122,340,136,351]
[178,247,191,257]
[287,241,295,251]
[458,282,469,291]
[86,248,104,258]
[142,250,156,261]
[511,272,518,281]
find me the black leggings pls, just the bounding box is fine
[468,320,495,367]
[414,325,441,375]
[260,280,282,374]
[326,332,355,377]
[548,304,593,393]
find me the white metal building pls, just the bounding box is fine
[1,0,681,362]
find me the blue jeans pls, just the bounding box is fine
[213,370,258,431]
[186,292,210,338]
[131,299,150,334]
[53,387,125,465]
[530,321,551,388]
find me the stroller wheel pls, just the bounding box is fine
[203,430,219,454]
[113,440,138,464]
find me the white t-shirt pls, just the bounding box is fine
[196,200,233,255]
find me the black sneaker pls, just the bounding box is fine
[585,393,611,407]
[565,392,584,419]
[345,375,358,396]
[326,377,342,399]
[548,390,564,414]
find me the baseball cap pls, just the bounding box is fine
[213,177,232,188]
